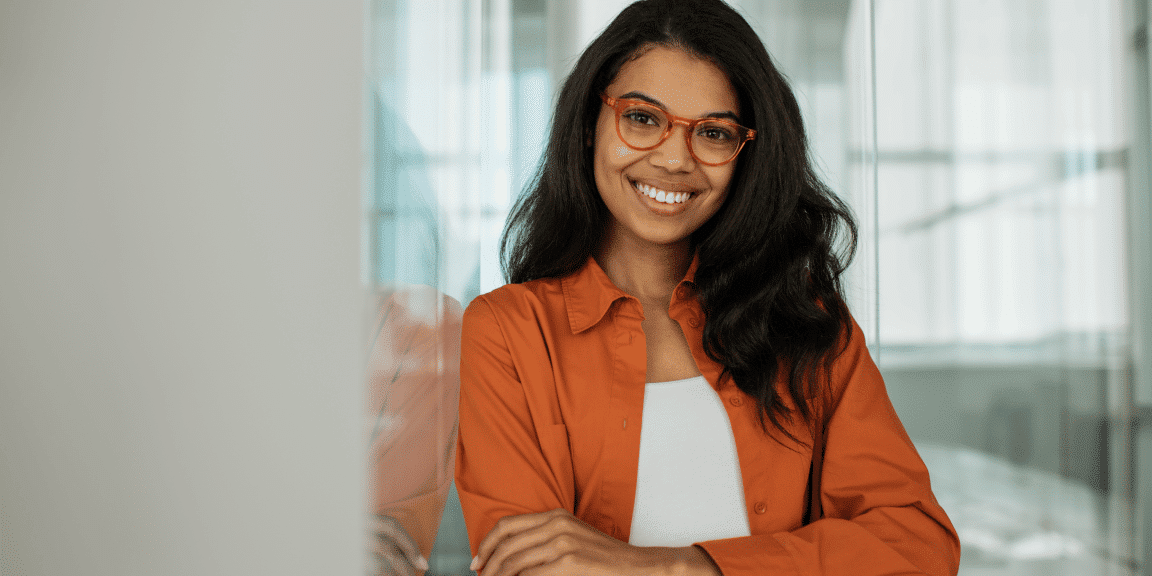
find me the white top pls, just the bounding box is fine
[628,375,752,547]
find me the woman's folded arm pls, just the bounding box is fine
[455,295,575,555]
[695,321,960,576]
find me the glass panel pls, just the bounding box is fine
[367,1,514,574]
[866,0,1141,573]
[368,1,1147,575]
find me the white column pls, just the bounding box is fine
[0,1,366,574]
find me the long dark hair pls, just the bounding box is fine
[500,0,857,443]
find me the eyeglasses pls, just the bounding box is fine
[600,93,756,166]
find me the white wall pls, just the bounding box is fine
[0,1,365,574]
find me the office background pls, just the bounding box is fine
[0,0,1149,575]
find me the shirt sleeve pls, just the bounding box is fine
[454,295,577,555]
[695,320,961,576]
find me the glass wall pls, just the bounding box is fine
[367,1,1149,574]
[870,0,1145,573]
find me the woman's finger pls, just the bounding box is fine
[487,530,587,576]
[473,509,568,571]
[369,539,420,576]
[478,510,589,576]
[369,534,415,569]
[370,514,429,572]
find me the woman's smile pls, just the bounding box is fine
[630,178,697,210]
[632,179,695,204]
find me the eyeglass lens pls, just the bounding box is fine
[618,102,741,164]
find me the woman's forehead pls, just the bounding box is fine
[605,46,739,118]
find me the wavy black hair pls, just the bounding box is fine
[500,0,857,443]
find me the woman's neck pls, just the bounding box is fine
[595,225,692,302]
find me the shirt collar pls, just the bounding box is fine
[560,254,700,334]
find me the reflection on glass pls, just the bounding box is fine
[368,286,462,575]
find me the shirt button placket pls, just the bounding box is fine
[614,318,636,438]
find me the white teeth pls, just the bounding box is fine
[635,181,691,205]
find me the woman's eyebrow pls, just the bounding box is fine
[617,90,741,122]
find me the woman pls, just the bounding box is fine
[455,1,960,575]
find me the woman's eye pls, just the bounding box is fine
[699,125,735,141]
[623,110,659,125]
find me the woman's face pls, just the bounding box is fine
[593,46,740,251]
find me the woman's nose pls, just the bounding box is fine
[648,124,696,171]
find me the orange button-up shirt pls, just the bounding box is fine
[455,257,960,575]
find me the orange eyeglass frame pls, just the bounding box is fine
[600,93,756,166]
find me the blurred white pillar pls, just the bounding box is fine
[0,1,366,574]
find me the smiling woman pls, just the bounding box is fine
[593,47,738,253]
[454,1,960,576]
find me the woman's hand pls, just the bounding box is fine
[368,514,429,576]
[470,509,721,576]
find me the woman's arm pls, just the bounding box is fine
[454,295,572,540]
[694,320,961,576]
[470,508,720,576]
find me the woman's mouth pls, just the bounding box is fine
[632,180,695,206]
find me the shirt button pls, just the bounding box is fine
[688,317,701,328]
[622,418,627,429]
[677,286,691,299]
[729,396,744,407]
[754,502,767,514]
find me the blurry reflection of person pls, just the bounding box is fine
[367,285,463,576]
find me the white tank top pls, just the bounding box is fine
[628,375,752,547]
